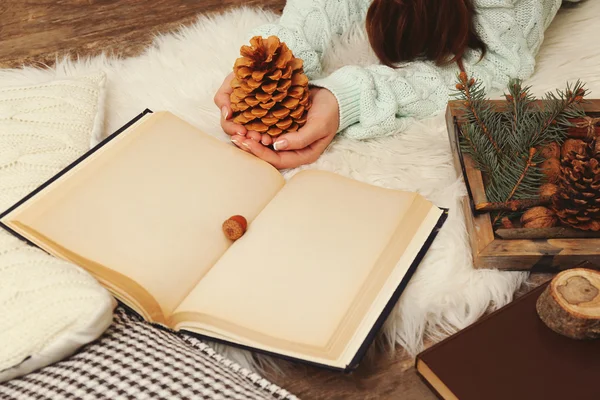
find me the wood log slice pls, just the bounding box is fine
[536,268,600,340]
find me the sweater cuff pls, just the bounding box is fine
[309,70,362,133]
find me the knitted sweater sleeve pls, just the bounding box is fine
[249,0,369,80]
[251,0,562,140]
[311,0,563,139]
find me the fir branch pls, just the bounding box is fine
[507,147,537,202]
[459,120,500,178]
[532,80,588,147]
[482,139,545,203]
[483,80,544,203]
[455,73,502,154]
[503,79,538,152]
[509,91,518,141]
[454,74,589,219]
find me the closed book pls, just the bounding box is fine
[416,282,600,400]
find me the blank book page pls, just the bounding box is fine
[176,170,417,347]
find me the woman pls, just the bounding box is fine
[214,0,563,169]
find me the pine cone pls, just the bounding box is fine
[551,138,600,231]
[230,36,311,137]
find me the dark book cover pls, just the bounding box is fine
[416,282,600,400]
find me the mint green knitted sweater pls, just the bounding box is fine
[251,0,562,139]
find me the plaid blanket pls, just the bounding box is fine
[0,308,298,400]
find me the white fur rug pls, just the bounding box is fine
[2,1,599,371]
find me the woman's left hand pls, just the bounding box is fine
[230,87,339,169]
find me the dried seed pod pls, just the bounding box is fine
[231,36,311,137]
[539,142,560,160]
[501,217,514,229]
[539,183,559,198]
[540,157,561,184]
[521,206,557,229]
[222,215,248,241]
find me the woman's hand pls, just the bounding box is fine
[230,87,340,169]
[213,72,247,137]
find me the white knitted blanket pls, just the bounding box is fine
[0,1,598,372]
[0,74,115,381]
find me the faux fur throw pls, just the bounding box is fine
[0,0,598,371]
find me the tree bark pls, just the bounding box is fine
[475,196,551,212]
[536,268,600,340]
[495,226,600,239]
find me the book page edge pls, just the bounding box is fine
[340,203,444,365]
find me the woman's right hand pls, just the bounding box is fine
[213,72,247,137]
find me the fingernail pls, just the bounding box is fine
[231,138,240,145]
[273,139,288,151]
[241,141,251,150]
[236,131,245,137]
[222,106,229,120]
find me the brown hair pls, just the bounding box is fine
[366,0,486,68]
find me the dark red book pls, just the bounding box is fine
[416,282,600,400]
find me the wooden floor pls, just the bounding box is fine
[0,2,554,399]
[262,273,554,400]
[0,0,284,68]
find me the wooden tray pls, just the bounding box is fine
[446,99,600,271]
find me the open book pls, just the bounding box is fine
[0,110,447,371]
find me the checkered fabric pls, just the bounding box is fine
[0,308,299,400]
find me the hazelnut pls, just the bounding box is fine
[539,183,558,198]
[222,215,248,241]
[520,206,557,229]
[539,142,560,159]
[540,157,561,184]
[561,139,587,158]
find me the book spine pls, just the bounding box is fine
[415,363,447,400]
